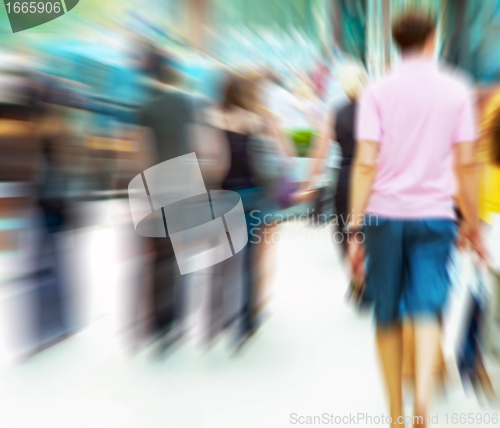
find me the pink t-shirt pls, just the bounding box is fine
[356,58,477,219]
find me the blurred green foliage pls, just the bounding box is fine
[287,128,317,157]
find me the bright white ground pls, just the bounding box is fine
[0,200,498,428]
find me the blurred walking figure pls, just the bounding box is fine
[475,88,500,393]
[207,75,270,346]
[348,13,484,427]
[137,47,195,350]
[207,74,308,347]
[308,63,368,255]
[29,75,82,353]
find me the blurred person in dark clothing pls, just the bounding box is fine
[206,74,314,347]
[205,75,267,346]
[137,50,195,348]
[0,63,40,354]
[348,13,484,426]
[206,75,298,346]
[308,63,368,256]
[30,84,78,352]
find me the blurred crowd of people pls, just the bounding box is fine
[0,35,335,359]
[1,9,500,428]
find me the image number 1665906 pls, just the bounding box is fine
[6,1,62,13]
[3,0,75,33]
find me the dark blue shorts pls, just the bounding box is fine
[363,218,457,325]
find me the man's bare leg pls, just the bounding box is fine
[376,324,404,426]
[413,320,441,427]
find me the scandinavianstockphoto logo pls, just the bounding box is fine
[3,0,79,33]
[128,153,248,275]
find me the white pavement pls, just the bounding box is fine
[0,214,498,428]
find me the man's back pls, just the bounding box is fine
[356,58,476,219]
[139,88,194,165]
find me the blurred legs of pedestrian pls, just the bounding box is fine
[253,223,279,318]
[333,165,349,256]
[233,210,262,350]
[364,219,456,427]
[240,223,257,338]
[206,248,244,346]
[402,322,447,394]
[376,324,404,425]
[149,236,184,351]
[413,321,441,426]
[29,199,72,353]
[377,321,442,427]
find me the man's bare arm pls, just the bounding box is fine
[454,141,488,259]
[454,141,479,231]
[348,140,379,229]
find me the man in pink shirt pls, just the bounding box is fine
[348,12,485,427]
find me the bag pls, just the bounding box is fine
[345,277,373,312]
[345,278,364,304]
[275,174,298,209]
[442,250,470,363]
[442,251,485,369]
[456,262,489,380]
[309,184,330,226]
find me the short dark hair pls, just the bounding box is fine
[392,12,436,51]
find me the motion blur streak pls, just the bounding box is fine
[0,1,500,428]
